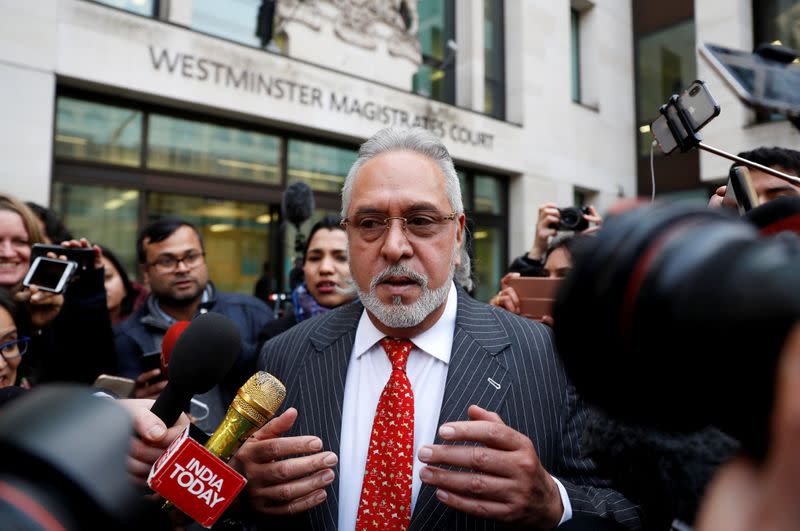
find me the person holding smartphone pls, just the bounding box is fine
[708,147,800,208]
[0,193,115,386]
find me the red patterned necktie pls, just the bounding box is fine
[355,337,415,531]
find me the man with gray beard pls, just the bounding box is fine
[235,127,641,530]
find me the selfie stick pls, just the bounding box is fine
[661,95,800,187]
[696,142,800,187]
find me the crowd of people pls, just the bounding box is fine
[2,133,800,530]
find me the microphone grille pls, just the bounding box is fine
[233,371,286,426]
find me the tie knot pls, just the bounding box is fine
[380,337,413,371]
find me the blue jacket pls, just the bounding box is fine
[113,283,272,432]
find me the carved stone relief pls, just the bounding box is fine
[274,0,421,64]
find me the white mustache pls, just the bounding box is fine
[370,264,427,291]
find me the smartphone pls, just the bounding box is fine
[140,349,167,386]
[700,42,800,117]
[22,257,78,294]
[722,165,759,215]
[93,374,136,398]
[650,81,720,155]
[506,277,563,320]
[651,114,678,154]
[31,244,95,273]
[678,80,721,131]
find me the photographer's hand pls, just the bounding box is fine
[696,324,800,531]
[61,237,103,269]
[529,203,559,261]
[708,185,727,208]
[580,205,603,234]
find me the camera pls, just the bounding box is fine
[552,203,800,457]
[552,206,591,232]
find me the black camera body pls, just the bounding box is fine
[553,206,590,232]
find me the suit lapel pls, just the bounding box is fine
[300,302,363,530]
[410,289,511,530]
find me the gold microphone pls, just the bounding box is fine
[204,371,286,462]
[162,372,285,512]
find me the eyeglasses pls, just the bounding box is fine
[341,211,457,243]
[148,251,205,274]
[0,336,30,361]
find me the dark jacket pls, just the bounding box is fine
[21,267,116,386]
[113,283,272,432]
[256,312,297,353]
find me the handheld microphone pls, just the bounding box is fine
[160,320,191,378]
[204,371,286,461]
[149,372,286,527]
[150,313,241,427]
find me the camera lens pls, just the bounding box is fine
[553,204,800,456]
[556,207,589,232]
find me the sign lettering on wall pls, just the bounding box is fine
[149,46,495,150]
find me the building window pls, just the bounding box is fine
[146,193,275,295]
[147,115,282,184]
[484,0,506,119]
[51,183,141,275]
[753,0,800,51]
[287,140,357,193]
[192,0,274,49]
[457,170,507,302]
[571,8,581,103]
[413,0,456,104]
[635,19,696,156]
[55,97,143,167]
[92,0,157,16]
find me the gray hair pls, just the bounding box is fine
[341,127,470,285]
[341,127,464,217]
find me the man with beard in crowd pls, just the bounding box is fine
[233,127,640,530]
[114,218,271,432]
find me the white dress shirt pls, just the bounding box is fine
[337,283,571,530]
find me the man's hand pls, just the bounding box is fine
[133,368,168,399]
[419,405,563,529]
[708,185,727,208]
[696,325,800,531]
[490,273,521,314]
[232,408,337,516]
[119,398,190,486]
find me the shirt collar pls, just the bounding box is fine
[353,282,457,365]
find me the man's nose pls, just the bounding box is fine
[380,219,413,262]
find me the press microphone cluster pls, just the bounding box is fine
[149,371,285,527]
[145,311,286,527]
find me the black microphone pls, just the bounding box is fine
[150,312,241,427]
[282,181,315,228]
[0,385,170,530]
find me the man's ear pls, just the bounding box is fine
[140,264,150,286]
[456,213,466,245]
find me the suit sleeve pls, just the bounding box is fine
[552,383,644,529]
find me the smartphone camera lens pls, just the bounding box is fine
[689,86,700,96]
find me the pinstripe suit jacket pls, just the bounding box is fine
[255,286,641,530]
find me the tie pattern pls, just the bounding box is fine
[355,337,415,531]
